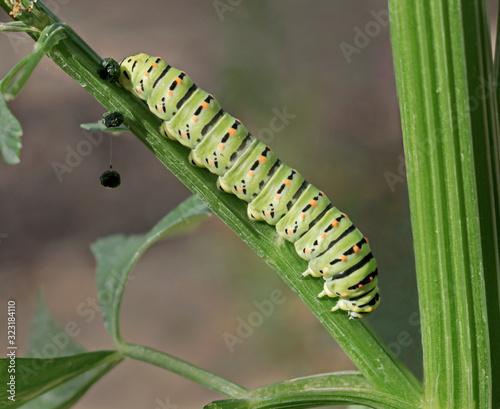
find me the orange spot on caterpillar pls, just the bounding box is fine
[365,236,369,243]
[323,267,329,274]
[332,220,339,227]
[309,199,318,207]
[151,63,158,67]
[237,187,243,193]
[258,156,266,163]
[201,101,210,110]
[284,180,292,186]
[305,248,310,255]
[340,255,347,262]
[320,191,325,196]
[343,213,348,218]
[320,233,327,239]
[369,276,374,281]
[286,229,293,235]
[144,72,150,77]
[136,86,142,93]
[275,195,281,200]
[353,245,360,254]
[181,131,187,138]
[208,160,215,165]
[175,77,183,85]
[192,116,199,122]
[265,211,271,217]
[358,284,364,288]
[167,90,173,96]
[248,171,255,176]
[135,58,141,62]
[228,128,237,136]
[218,143,225,150]
[300,213,306,219]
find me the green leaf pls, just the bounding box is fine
[0,21,39,33]
[80,122,129,135]
[12,293,122,409]
[17,366,120,409]
[0,96,22,164]
[91,195,211,344]
[0,24,66,100]
[0,351,122,409]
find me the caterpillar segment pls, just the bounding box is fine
[117,53,380,319]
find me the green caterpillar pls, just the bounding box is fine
[104,53,380,319]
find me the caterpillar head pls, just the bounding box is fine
[117,53,149,98]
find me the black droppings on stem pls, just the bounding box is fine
[97,58,120,83]
[102,111,124,128]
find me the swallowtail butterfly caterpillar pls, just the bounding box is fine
[99,53,380,319]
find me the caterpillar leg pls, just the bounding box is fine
[301,267,323,278]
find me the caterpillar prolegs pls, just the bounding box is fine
[108,53,380,319]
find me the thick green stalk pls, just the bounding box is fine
[389,0,499,408]
[1,2,422,404]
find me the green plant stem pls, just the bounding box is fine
[389,0,499,407]
[118,342,248,398]
[1,23,65,99]
[206,391,418,409]
[1,2,423,404]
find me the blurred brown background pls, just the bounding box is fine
[1,1,497,408]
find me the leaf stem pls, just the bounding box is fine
[118,342,248,398]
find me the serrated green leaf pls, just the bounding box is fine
[0,96,22,164]
[0,351,122,409]
[80,122,129,135]
[91,195,211,344]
